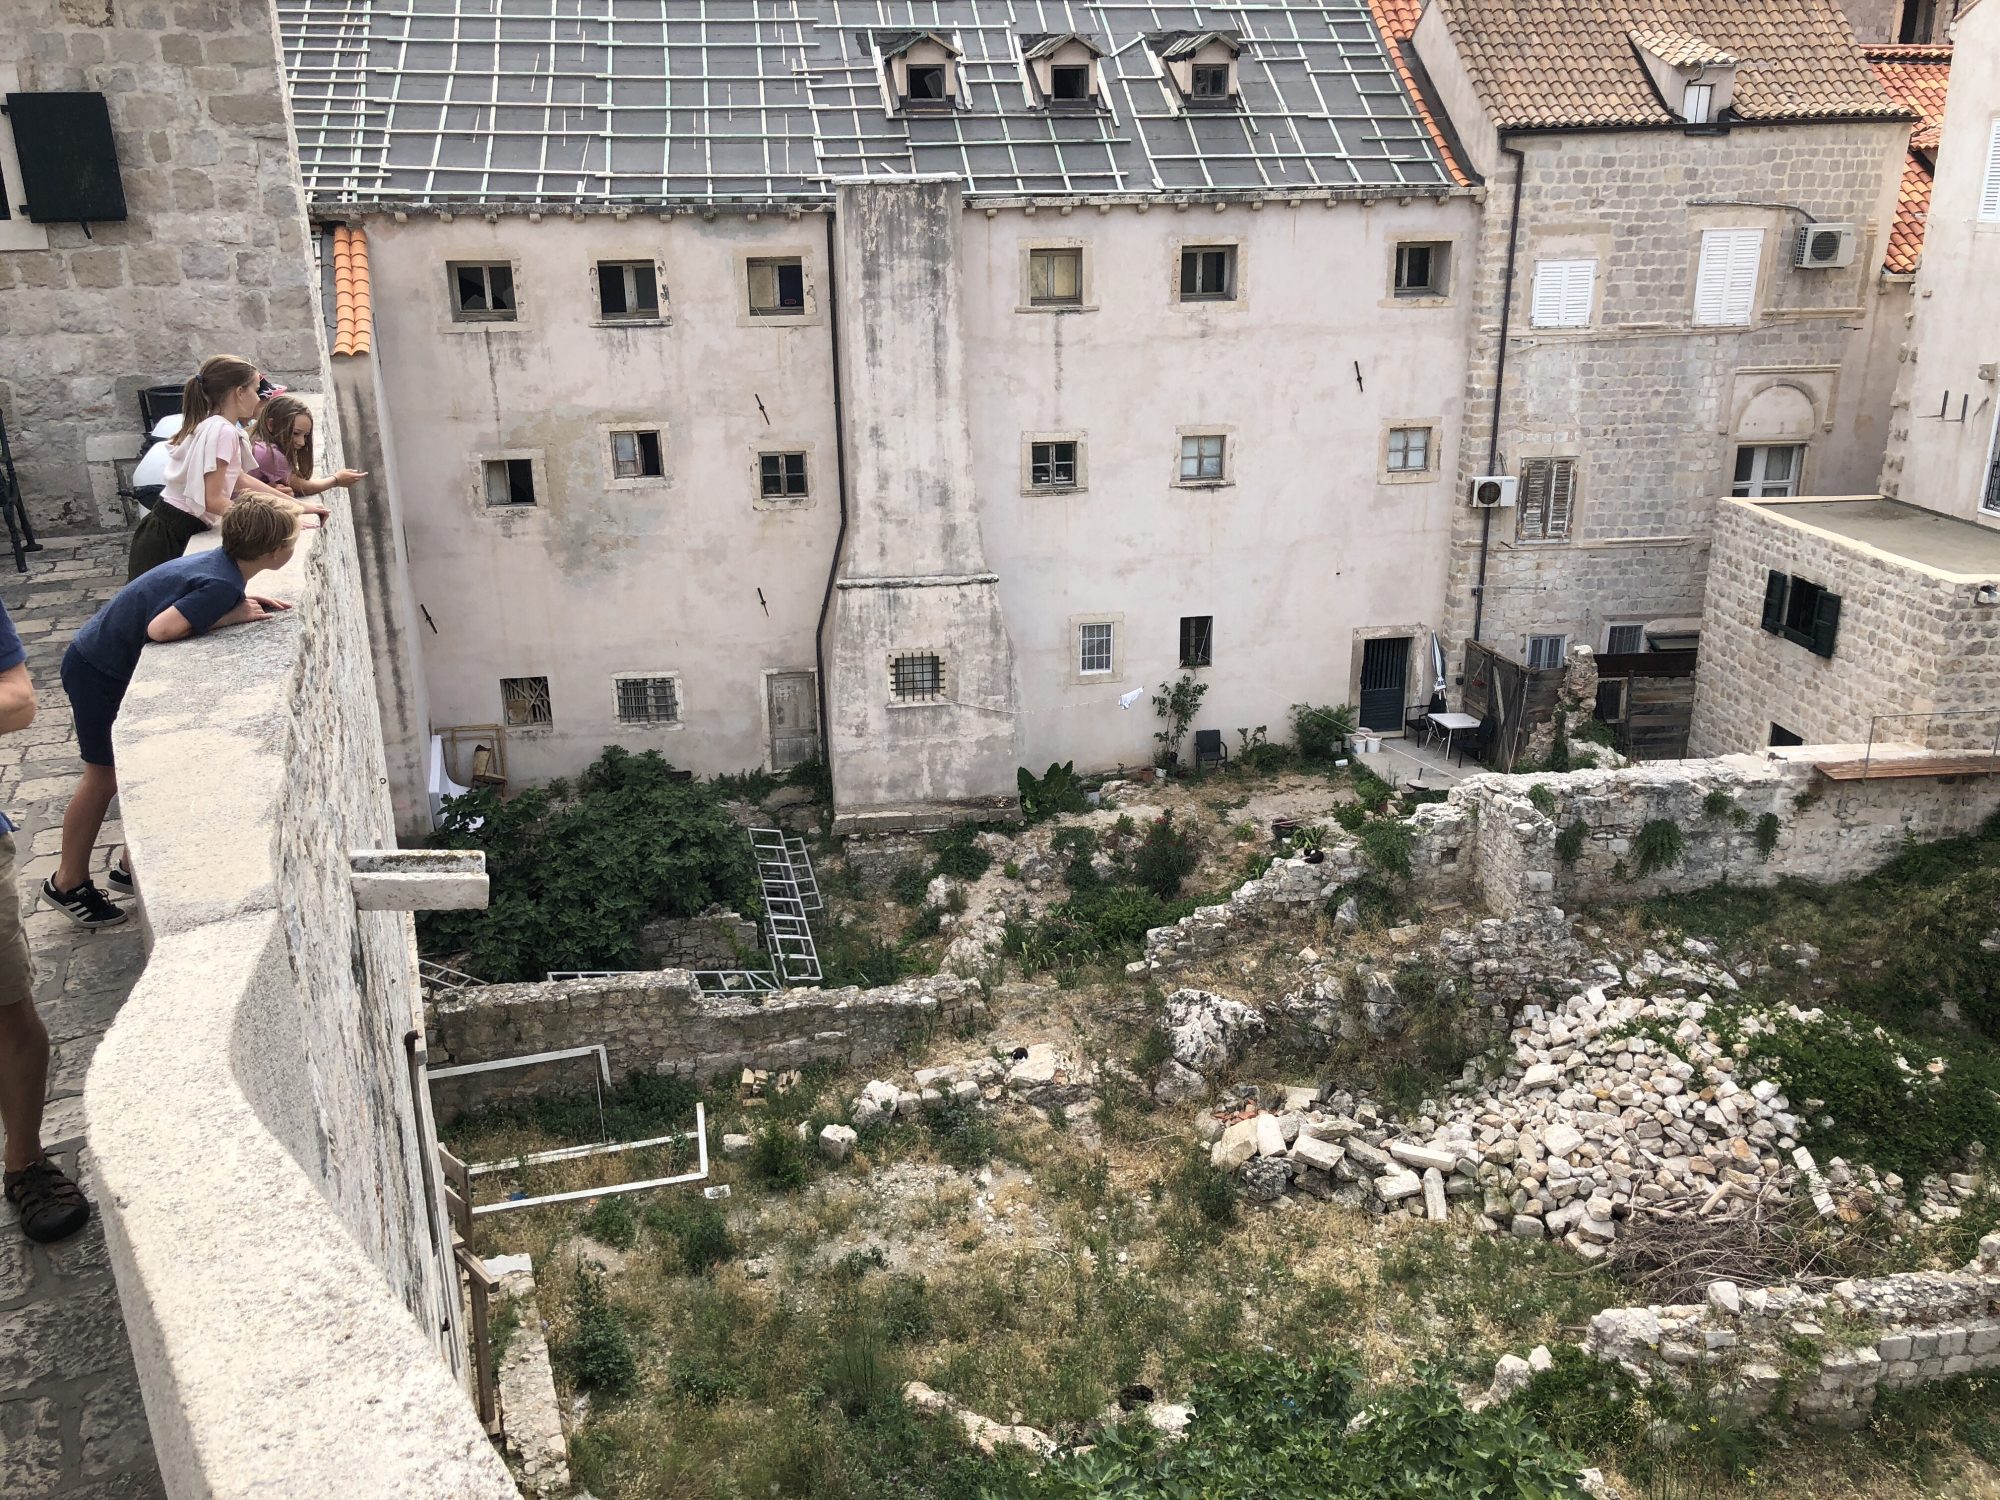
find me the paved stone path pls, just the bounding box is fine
[0,532,163,1499]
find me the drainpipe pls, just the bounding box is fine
[1471,132,1526,646]
[813,205,851,770]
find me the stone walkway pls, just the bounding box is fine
[0,533,163,1498]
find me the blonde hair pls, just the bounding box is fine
[249,395,316,482]
[172,356,258,444]
[220,495,299,560]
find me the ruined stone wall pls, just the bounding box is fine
[640,909,762,968]
[425,972,987,1120]
[1690,499,2000,755]
[1585,1234,2000,1425]
[0,0,325,527]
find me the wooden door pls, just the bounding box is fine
[767,672,818,770]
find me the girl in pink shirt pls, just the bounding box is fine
[247,396,365,498]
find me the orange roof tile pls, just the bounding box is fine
[1866,45,1950,273]
[1433,0,1912,130]
[1367,0,1472,186]
[331,224,372,357]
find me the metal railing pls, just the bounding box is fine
[1856,709,2000,778]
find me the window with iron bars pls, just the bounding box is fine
[1179,615,1213,668]
[615,675,680,724]
[890,653,945,702]
[500,675,552,728]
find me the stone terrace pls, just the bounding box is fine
[0,533,161,1499]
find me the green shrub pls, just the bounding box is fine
[1508,1343,1643,1452]
[558,1263,638,1399]
[1133,813,1200,898]
[645,1197,734,1275]
[821,1326,899,1422]
[1003,860,1021,880]
[1555,820,1590,866]
[1703,788,1739,821]
[1358,818,1415,881]
[1633,818,1685,876]
[1018,761,1090,823]
[747,1118,812,1192]
[1754,811,1782,860]
[928,824,993,881]
[581,1194,638,1249]
[443,1070,698,1156]
[923,1098,1000,1169]
[1528,784,1557,817]
[1166,1152,1239,1232]
[421,746,757,982]
[786,755,832,802]
[1153,674,1209,768]
[818,923,908,989]
[1332,802,1369,833]
[1291,701,1357,763]
[905,905,943,939]
[1329,876,1403,928]
[1351,763,1394,811]
[889,862,931,907]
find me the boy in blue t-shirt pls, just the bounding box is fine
[42,497,301,928]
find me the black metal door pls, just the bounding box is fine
[1359,637,1411,734]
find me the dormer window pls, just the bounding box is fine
[1628,27,1737,127]
[1023,33,1106,112]
[1682,82,1714,124]
[878,30,962,114]
[1149,30,1244,111]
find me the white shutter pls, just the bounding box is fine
[1530,259,1595,328]
[1693,229,1762,326]
[1981,119,2000,223]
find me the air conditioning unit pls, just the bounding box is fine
[1794,224,1857,269]
[1468,475,1517,509]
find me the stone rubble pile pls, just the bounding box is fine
[1172,954,1981,1245]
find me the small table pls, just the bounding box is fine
[1428,712,1481,765]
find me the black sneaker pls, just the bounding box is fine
[41,877,127,928]
[106,860,133,894]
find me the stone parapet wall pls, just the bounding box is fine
[1586,1235,2000,1425]
[426,972,987,1120]
[86,503,514,1495]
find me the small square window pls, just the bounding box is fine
[760,452,809,498]
[1179,433,1226,483]
[1030,440,1078,489]
[1526,633,1568,671]
[891,653,945,701]
[1605,623,1646,655]
[1386,426,1432,473]
[597,260,659,319]
[1191,64,1232,100]
[1028,247,1083,306]
[450,261,516,322]
[1179,245,1236,301]
[1769,723,1803,747]
[906,64,949,104]
[612,430,664,480]
[747,257,806,315]
[483,457,537,507]
[616,675,680,724]
[1078,622,1115,675]
[500,675,552,728]
[1179,615,1213,668]
[1394,242,1448,297]
[1049,65,1091,101]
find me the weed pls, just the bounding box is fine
[1556,819,1590,866]
[928,824,993,882]
[818,922,909,989]
[1133,812,1201,898]
[1359,817,1415,881]
[1018,761,1090,823]
[581,1194,639,1250]
[1132,1026,1171,1072]
[1351,763,1395,811]
[558,1262,638,1399]
[1633,818,1685,876]
[1291,701,1357,763]
[786,756,833,802]
[1164,1152,1238,1233]
[820,1325,898,1421]
[1332,802,1369,834]
[832,1245,889,1282]
[1230,820,1257,843]
[889,862,931,907]
[1754,811,1782,859]
[905,905,943,939]
[1528,784,1558,817]
[1003,860,1021,880]
[1508,1343,1644,1452]
[748,1118,813,1192]
[923,1098,1001,1170]
[712,768,782,801]
[644,1196,734,1275]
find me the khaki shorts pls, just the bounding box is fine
[0,834,35,1007]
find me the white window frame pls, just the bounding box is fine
[1693,228,1763,328]
[1067,613,1123,684]
[734,247,819,326]
[476,450,547,511]
[1682,82,1714,124]
[1175,429,1232,488]
[1529,259,1596,329]
[1178,243,1238,302]
[1979,118,2000,223]
[1077,621,1115,676]
[500,675,553,730]
[1384,425,1434,476]
[1392,240,1450,300]
[612,672,684,728]
[447,260,520,324]
[1526,634,1568,671]
[0,66,50,253]
[1731,443,1804,498]
[606,427,668,487]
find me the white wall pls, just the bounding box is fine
[963,195,1477,770]
[1883,0,2000,530]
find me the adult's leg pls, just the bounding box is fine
[54,764,118,896]
[0,832,42,1173]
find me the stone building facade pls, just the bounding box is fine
[1405,0,1912,670]
[1689,496,2000,752]
[0,0,325,528]
[1880,0,2000,528]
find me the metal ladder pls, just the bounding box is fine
[750,828,821,985]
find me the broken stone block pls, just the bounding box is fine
[1389,1141,1456,1173]
[1153,1059,1209,1106]
[850,1099,887,1132]
[1241,1156,1295,1203]
[819,1124,857,1162]
[1511,1214,1545,1239]
[1211,1118,1259,1172]
[1291,1135,1345,1174]
[1375,1169,1423,1204]
[1520,1062,1560,1090]
[1422,1167,1447,1222]
[721,1133,753,1158]
[862,1080,901,1112]
[1543,1123,1584,1160]
[1255,1114,1288,1158]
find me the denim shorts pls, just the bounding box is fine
[61,644,128,769]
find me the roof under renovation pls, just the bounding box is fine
[276,1,1457,207]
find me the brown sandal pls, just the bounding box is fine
[5,1157,91,1244]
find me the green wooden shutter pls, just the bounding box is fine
[1761,571,1788,634]
[1810,590,1842,658]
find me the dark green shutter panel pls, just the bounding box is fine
[1760,571,1787,634]
[1810,591,1841,658]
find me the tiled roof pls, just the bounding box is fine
[277,0,1456,205]
[1431,0,1913,129]
[1866,45,1951,274]
[1626,26,1736,68]
[331,225,371,356]
[1366,0,1472,185]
